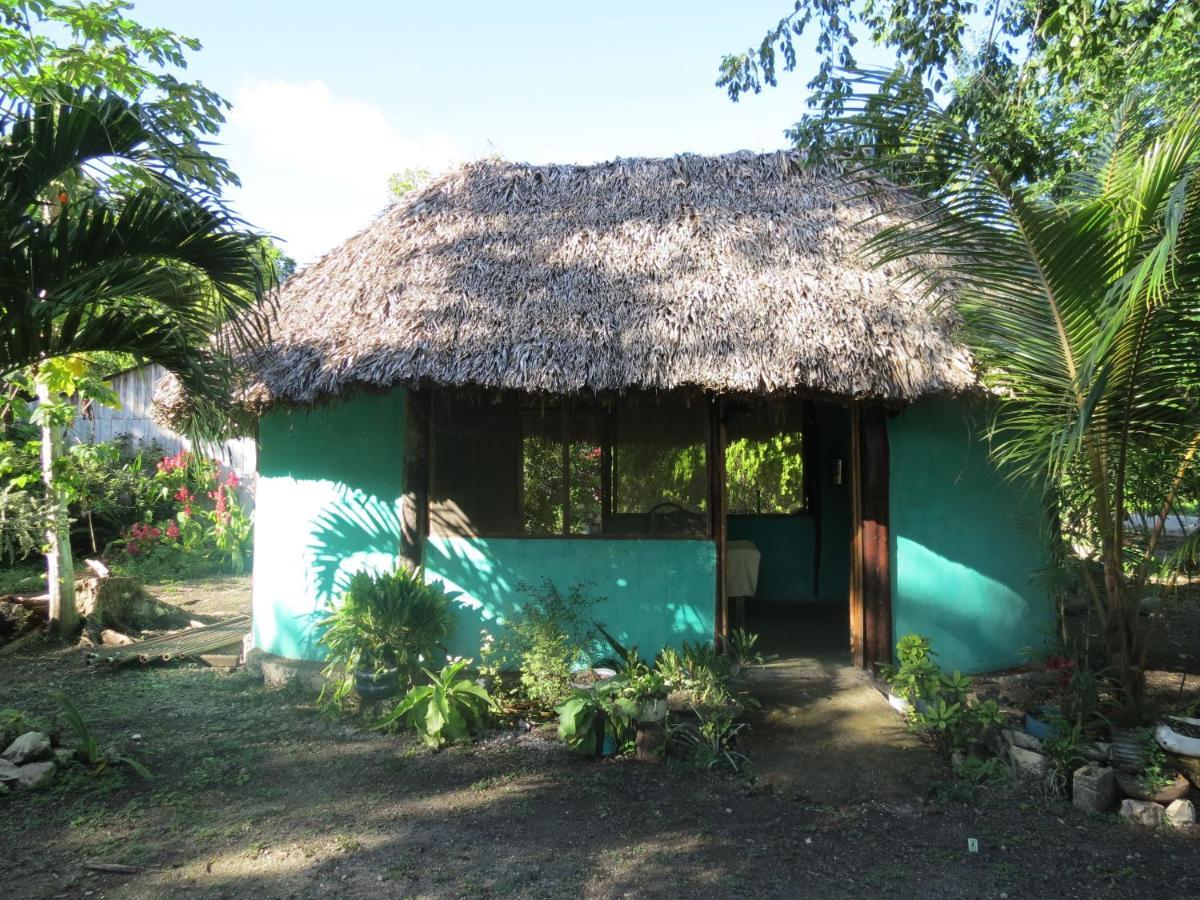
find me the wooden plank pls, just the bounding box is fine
[859,404,892,669]
[401,389,431,570]
[708,396,728,643]
[848,403,865,667]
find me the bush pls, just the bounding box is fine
[496,579,599,710]
[316,566,458,712]
[883,634,1003,757]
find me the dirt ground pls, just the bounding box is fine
[2,577,1199,898]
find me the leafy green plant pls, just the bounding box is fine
[54,692,151,779]
[316,567,457,711]
[1041,720,1093,799]
[556,678,639,757]
[725,628,771,678]
[498,580,599,710]
[374,661,494,748]
[884,635,1003,757]
[1136,728,1175,795]
[935,755,1010,804]
[656,638,759,714]
[668,704,750,775]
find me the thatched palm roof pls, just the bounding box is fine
[185,150,977,411]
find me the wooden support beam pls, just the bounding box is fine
[848,403,865,667]
[709,396,728,643]
[401,389,430,570]
[859,404,893,669]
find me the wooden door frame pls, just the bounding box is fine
[849,401,893,670]
[708,395,728,644]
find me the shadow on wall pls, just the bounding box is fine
[287,484,403,659]
[422,535,717,659]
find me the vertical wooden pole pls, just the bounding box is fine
[860,404,893,669]
[848,403,865,667]
[401,389,430,571]
[709,395,728,643]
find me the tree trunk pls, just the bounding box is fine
[37,382,77,636]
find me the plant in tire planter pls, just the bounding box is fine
[1114,728,1191,802]
[315,566,457,712]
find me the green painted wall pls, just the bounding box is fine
[889,398,1053,673]
[252,391,407,659]
[253,388,716,661]
[727,514,817,603]
[424,537,716,658]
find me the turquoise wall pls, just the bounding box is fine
[253,389,716,661]
[889,398,1053,673]
[424,537,716,658]
[727,514,817,603]
[252,390,407,659]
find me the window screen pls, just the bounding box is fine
[430,394,521,535]
[725,400,807,515]
[430,391,710,538]
[610,401,708,536]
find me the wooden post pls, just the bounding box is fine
[859,404,893,669]
[709,396,728,643]
[401,389,430,570]
[848,403,865,667]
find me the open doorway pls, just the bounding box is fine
[723,399,855,663]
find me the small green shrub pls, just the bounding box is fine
[883,634,1003,757]
[375,661,494,748]
[498,579,599,710]
[667,704,750,774]
[54,692,151,779]
[555,678,638,756]
[316,566,457,711]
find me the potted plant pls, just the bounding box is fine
[315,566,457,709]
[556,678,637,758]
[1113,728,1191,802]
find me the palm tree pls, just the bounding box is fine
[841,75,1200,710]
[0,88,273,635]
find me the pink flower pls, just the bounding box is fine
[165,522,180,540]
[175,486,193,503]
[224,470,240,489]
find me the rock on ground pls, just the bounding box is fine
[1120,798,1166,827]
[12,760,54,789]
[1008,745,1046,778]
[1165,798,1195,827]
[2,731,51,765]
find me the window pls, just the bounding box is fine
[430,392,709,538]
[724,400,807,515]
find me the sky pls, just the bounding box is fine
[131,1,897,264]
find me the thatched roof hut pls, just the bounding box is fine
[179,150,974,415]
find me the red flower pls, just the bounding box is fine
[175,485,193,503]
[224,470,240,489]
[166,522,181,540]
[183,504,192,518]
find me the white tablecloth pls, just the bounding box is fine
[725,540,761,598]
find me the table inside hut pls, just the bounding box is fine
[725,539,761,627]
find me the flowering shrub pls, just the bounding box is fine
[117,450,252,575]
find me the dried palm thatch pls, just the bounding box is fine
[158,150,975,418]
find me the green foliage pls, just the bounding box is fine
[848,85,1200,708]
[0,0,235,191]
[54,691,151,779]
[315,567,457,711]
[555,678,639,757]
[884,634,1002,756]
[374,661,494,748]
[667,704,750,775]
[719,1,1198,194]
[1136,727,1175,795]
[725,432,805,514]
[1041,720,1092,799]
[496,580,600,710]
[935,754,1010,804]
